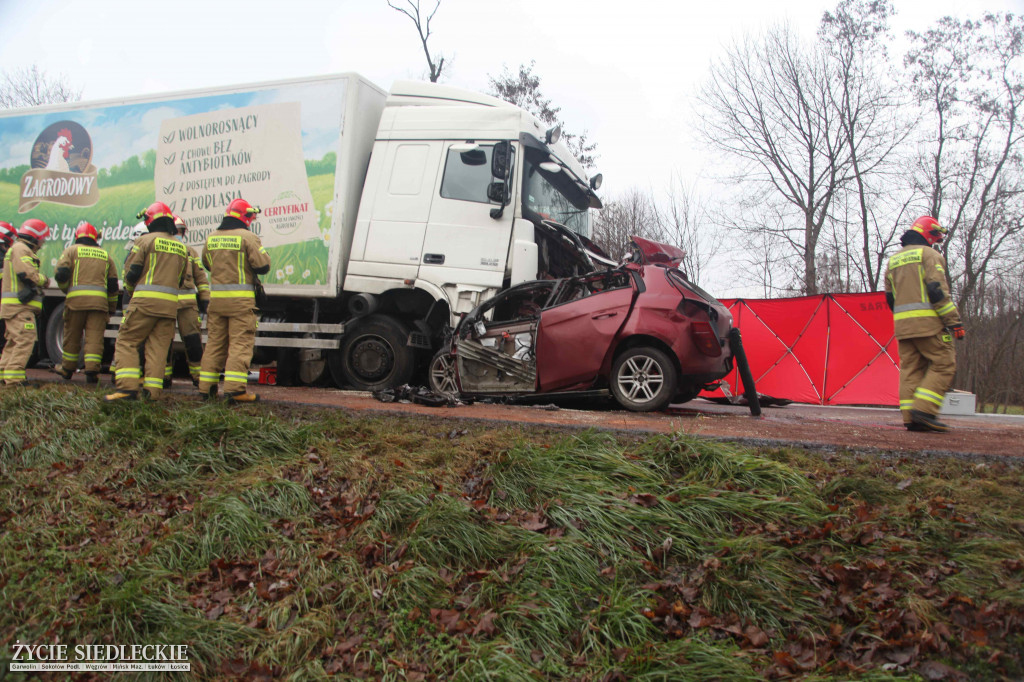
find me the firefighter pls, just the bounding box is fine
[198,198,271,403]
[0,221,16,355]
[105,202,188,402]
[164,215,209,387]
[0,219,50,387]
[884,215,965,432]
[53,222,119,385]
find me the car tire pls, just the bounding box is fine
[610,346,678,412]
[330,315,415,391]
[427,349,458,396]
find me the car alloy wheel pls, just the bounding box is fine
[610,346,678,412]
[428,350,459,396]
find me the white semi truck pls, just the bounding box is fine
[0,73,605,389]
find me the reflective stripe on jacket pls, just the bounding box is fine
[1,240,46,319]
[201,227,270,316]
[56,243,118,313]
[883,245,961,339]
[124,234,187,319]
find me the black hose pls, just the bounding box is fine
[729,327,761,417]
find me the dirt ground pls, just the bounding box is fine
[30,369,1024,460]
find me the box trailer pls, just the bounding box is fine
[0,73,605,389]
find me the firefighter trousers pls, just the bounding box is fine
[111,309,175,397]
[0,311,37,385]
[899,332,956,423]
[199,310,257,395]
[62,309,109,374]
[165,307,203,381]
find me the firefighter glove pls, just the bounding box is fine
[198,298,209,314]
[949,324,966,339]
[17,286,35,304]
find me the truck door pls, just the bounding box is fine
[420,142,515,294]
[359,141,444,268]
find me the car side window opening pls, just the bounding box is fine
[440,143,508,204]
[547,270,632,308]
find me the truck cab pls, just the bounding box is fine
[331,81,604,390]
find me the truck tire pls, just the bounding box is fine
[609,346,678,412]
[330,315,415,391]
[45,301,67,367]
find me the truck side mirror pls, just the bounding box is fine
[487,181,509,204]
[460,148,487,166]
[491,141,511,179]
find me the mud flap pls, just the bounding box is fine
[728,327,761,417]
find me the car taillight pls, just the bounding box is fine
[690,319,722,357]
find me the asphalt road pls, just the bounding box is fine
[28,369,1024,460]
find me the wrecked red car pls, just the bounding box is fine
[429,236,736,412]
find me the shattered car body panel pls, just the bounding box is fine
[443,237,735,412]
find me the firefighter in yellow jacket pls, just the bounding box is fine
[53,222,119,385]
[105,202,188,402]
[884,216,964,432]
[163,215,210,387]
[0,219,50,387]
[0,221,16,355]
[198,198,271,403]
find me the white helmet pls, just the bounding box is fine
[130,222,147,240]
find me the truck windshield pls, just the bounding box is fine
[521,146,590,235]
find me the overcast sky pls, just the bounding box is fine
[1,0,1020,293]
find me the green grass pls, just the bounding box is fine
[1,386,1022,680]
[980,403,1024,415]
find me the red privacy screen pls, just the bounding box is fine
[703,293,899,406]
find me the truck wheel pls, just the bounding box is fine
[610,346,678,412]
[45,301,67,367]
[427,349,458,396]
[330,315,414,391]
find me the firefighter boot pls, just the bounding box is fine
[53,367,74,381]
[225,390,259,404]
[202,385,218,401]
[910,409,950,433]
[104,390,139,403]
[84,372,99,386]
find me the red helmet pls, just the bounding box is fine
[74,221,100,242]
[225,198,261,227]
[136,201,174,227]
[173,214,187,235]
[17,218,50,243]
[0,221,15,248]
[911,215,947,246]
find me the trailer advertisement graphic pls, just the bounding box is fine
[18,120,100,212]
[0,80,346,289]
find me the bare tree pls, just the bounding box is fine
[590,188,659,260]
[818,0,915,291]
[656,174,720,283]
[698,22,852,295]
[487,62,599,170]
[905,12,1024,315]
[387,0,449,83]
[0,64,81,108]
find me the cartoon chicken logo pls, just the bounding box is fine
[45,128,74,172]
[19,120,99,212]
